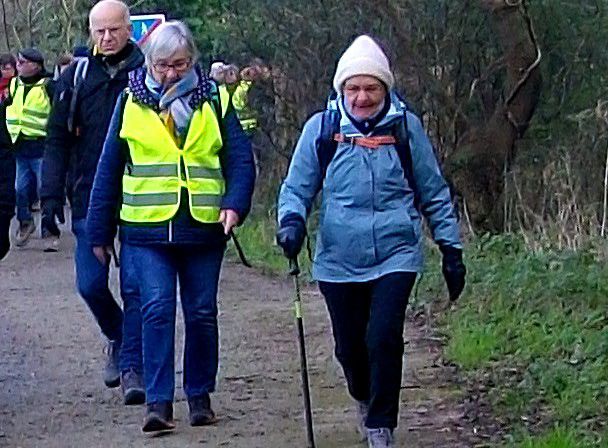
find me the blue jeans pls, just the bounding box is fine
[119,244,143,374]
[15,156,41,223]
[126,243,225,404]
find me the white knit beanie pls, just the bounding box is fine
[333,35,395,93]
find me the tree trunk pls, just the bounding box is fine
[444,0,542,231]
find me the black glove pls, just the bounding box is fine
[0,215,10,261]
[440,246,466,302]
[41,198,65,237]
[276,214,306,260]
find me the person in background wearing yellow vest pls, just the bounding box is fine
[86,21,256,434]
[3,48,54,246]
[233,60,269,136]
[208,61,263,136]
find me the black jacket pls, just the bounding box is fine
[41,43,144,219]
[0,105,15,218]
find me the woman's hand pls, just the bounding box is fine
[219,209,240,235]
[93,245,113,266]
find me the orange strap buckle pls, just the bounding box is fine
[333,133,396,149]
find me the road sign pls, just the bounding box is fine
[131,14,165,45]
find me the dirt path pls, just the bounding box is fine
[0,229,476,447]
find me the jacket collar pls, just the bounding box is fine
[128,64,213,112]
[330,91,406,137]
[94,42,144,74]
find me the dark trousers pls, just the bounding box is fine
[72,218,124,343]
[319,272,417,429]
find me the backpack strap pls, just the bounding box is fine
[316,109,341,179]
[67,58,89,134]
[393,108,420,211]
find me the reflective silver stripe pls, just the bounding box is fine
[191,194,223,207]
[16,120,47,131]
[23,108,49,119]
[187,166,224,179]
[123,192,178,206]
[126,164,178,177]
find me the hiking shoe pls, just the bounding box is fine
[103,340,120,388]
[357,400,370,439]
[367,428,394,447]
[188,393,218,426]
[43,235,60,252]
[15,221,35,247]
[121,369,145,406]
[142,401,175,433]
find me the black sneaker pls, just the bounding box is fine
[188,393,218,426]
[121,369,145,405]
[103,340,120,388]
[142,401,175,433]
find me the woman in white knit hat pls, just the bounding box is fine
[277,35,466,447]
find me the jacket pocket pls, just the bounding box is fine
[318,199,375,267]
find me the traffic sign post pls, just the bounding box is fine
[131,14,166,45]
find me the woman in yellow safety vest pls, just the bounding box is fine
[86,21,256,434]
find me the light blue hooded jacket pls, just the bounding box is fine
[278,93,461,282]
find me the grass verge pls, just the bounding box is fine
[422,234,608,447]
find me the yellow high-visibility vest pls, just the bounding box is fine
[218,85,230,119]
[119,91,226,224]
[5,78,51,143]
[232,81,257,133]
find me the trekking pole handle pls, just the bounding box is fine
[289,257,300,276]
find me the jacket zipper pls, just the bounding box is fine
[368,147,378,262]
[170,150,186,243]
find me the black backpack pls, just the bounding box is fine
[315,97,420,210]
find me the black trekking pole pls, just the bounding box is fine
[289,257,316,448]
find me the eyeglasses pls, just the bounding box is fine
[343,84,385,95]
[16,59,35,66]
[152,59,192,73]
[92,27,126,39]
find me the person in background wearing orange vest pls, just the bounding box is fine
[0,54,16,102]
[2,48,54,247]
